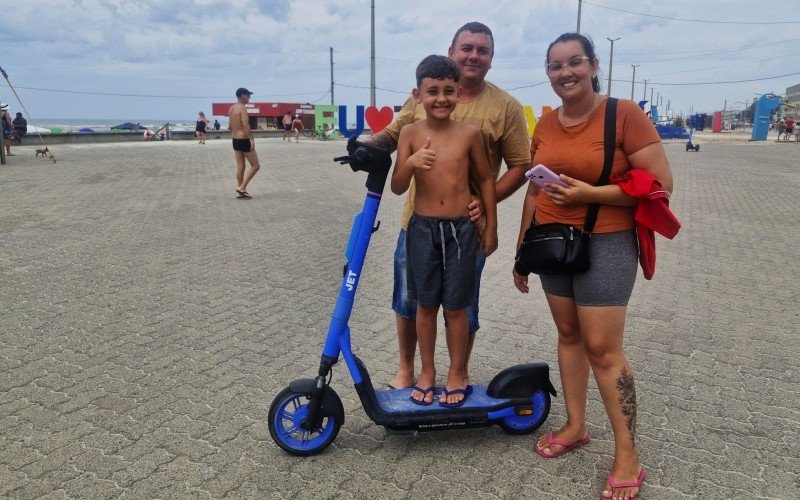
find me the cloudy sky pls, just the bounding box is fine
[2,0,797,121]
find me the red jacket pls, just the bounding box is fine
[610,169,680,280]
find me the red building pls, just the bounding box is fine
[211,102,315,130]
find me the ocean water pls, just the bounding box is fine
[34,118,228,132]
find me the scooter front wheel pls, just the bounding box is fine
[499,389,551,435]
[268,386,343,456]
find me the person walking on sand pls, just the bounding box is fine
[282,111,293,141]
[196,112,210,144]
[1,104,15,156]
[228,88,261,199]
[291,115,303,142]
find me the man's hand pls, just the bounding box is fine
[480,229,498,258]
[468,195,482,223]
[406,137,435,170]
[513,267,529,293]
[541,174,596,206]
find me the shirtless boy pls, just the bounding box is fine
[390,55,498,407]
[229,87,260,199]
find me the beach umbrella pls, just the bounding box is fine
[27,125,51,134]
[78,127,95,133]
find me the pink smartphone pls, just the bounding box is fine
[525,164,569,190]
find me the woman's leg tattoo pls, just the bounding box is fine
[616,367,637,443]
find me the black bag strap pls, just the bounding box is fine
[583,97,618,234]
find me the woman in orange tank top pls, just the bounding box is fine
[513,33,673,500]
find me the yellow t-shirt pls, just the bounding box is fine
[384,81,531,230]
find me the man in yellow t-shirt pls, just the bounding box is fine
[365,22,532,389]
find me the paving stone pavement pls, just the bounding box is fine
[1,138,798,499]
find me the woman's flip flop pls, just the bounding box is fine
[601,469,645,499]
[534,431,591,458]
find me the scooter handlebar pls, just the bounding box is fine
[333,135,392,173]
[333,135,393,193]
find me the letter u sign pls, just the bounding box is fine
[338,106,365,138]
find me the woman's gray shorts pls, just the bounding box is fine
[538,229,638,306]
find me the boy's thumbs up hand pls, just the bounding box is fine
[408,136,435,171]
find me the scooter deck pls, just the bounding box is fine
[375,385,510,413]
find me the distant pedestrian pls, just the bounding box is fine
[196,112,210,144]
[213,119,221,131]
[785,116,795,140]
[282,111,293,141]
[777,119,786,141]
[12,112,26,144]
[1,104,15,156]
[228,88,261,199]
[292,115,303,142]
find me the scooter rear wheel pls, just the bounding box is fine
[499,389,551,435]
[268,386,343,456]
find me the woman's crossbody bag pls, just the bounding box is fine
[514,98,618,276]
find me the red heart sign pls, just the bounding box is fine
[364,106,394,133]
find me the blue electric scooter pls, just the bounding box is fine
[268,137,556,456]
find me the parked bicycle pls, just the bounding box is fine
[303,127,341,140]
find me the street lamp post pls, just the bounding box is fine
[643,79,648,102]
[330,47,335,105]
[370,0,376,107]
[630,65,639,100]
[577,0,583,33]
[606,37,620,97]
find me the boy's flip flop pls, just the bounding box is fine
[235,190,251,199]
[601,469,645,499]
[535,432,591,458]
[439,385,473,408]
[409,386,436,406]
